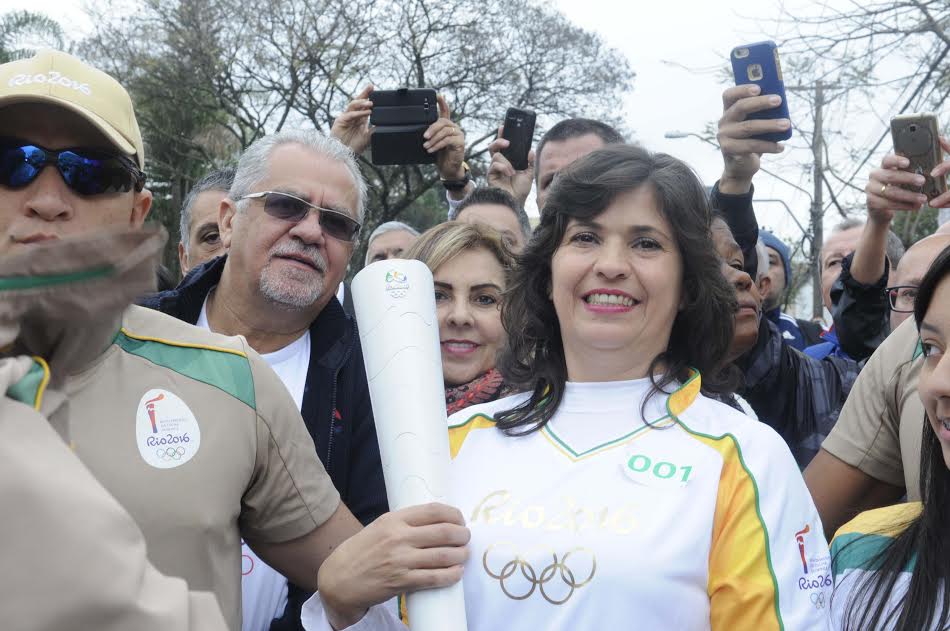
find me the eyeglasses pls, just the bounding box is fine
[885,285,918,313]
[240,191,361,242]
[0,138,145,196]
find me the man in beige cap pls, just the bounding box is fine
[0,50,468,631]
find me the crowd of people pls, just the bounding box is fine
[2,47,950,631]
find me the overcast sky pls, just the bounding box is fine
[0,0,903,257]
[554,0,835,239]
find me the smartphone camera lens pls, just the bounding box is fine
[734,48,750,59]
[910,124,918,132]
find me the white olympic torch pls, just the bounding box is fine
[351,259,468,631]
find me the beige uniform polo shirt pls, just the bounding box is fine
[3,356,228,631]
[821,317,924,500]
[65,305,341,631]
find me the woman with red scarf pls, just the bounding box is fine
[405,221,515,414]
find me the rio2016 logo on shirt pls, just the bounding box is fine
[794,523,831,590]
[135,388,201,469]
[384,269,410,299]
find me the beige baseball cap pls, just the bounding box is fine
[0,49,144,169]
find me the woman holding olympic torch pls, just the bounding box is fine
[304,144,830,631]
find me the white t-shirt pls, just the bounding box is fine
[197,295,312,631]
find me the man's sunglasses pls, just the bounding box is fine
[240,191,361,242]
[0,138,146,196]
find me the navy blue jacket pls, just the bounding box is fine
[140,255,387,630]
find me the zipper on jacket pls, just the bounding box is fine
[326,374,339,466]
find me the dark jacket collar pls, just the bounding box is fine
[139,254,354,370]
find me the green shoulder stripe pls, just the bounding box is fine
[7,357,50,410]
[115,329,256,409]
[831,532,917,576]
[0,266,115,291]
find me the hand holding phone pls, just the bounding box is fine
[331,85,375,155]
[730,41,792,142]
[426,94,467,183]
[717,85,787,192]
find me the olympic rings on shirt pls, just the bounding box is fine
[810,591,826,609]
[482,543,596,604]
[155,446,186,460]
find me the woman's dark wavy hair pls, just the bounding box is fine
[494,144,737,435]
[836,243,950,631]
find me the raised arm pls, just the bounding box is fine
[712,85,789,279]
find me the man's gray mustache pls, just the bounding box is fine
[269,244,328,272]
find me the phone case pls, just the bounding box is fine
[501,107,536,170]
[370,125,437,166]
[890,113,946,200]
[369,88,439,166]
[369,89,438,126]
[731,41,792,142]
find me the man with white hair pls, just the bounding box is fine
[143,129,389,629]
[363,220,419,267]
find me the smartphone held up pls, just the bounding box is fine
[369,88,439,166]
[500,107,536,171]
[890,113,947,201]
[731,41,792,142]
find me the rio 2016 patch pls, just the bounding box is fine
[135,388,201,469]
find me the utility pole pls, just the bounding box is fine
[810,81,824,319]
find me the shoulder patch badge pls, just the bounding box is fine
[135,388,201,469]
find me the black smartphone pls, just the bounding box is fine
[730,41,792,142]
[368,88,439,166]
[500,107,536,170]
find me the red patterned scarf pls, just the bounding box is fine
[445,368,508,416]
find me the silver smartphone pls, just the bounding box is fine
[890,113,946,200]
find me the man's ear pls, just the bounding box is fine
[130,188,153,227]
[177,241,188,277]
[219,198,238,249]
[757,274,772,302]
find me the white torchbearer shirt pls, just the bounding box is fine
[301,373,830,631]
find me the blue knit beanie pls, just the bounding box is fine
[759,229,790,289]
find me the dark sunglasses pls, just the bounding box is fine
[0,138,146,196]
[240,191,361,242]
